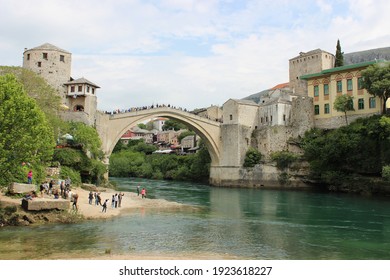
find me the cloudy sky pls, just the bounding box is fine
[1,0,389,111]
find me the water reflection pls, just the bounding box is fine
[1,178,390,259]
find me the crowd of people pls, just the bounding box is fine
[104,103,188,115]
[23,170,149,214]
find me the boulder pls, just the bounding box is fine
[21,198,69,211]
[8,182,36,194]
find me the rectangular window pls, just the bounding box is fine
[369,97,376,108]
[283,114,286,121]
[314,85,319,97]
[324,103,330,114]
[87,86,90,93]
[347,79,353,91]
[27,54,30,60]
[337,80,342,93]
[323,84,329,95]
[229,114,233,121]
[348,99,354,110]
[78,85,82,92]
[60,55,65,62]
[270,116,273,122]
[261,117,263,123]
[358,98,364,110]
[43,52,48,59]
[70,86,75,93]
[37,61,41,67]
[358,77,363,90]
[314,105,320,115]
[92,88,95,94]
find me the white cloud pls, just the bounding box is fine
[1,0,389,112]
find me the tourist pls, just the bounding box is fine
[102,199,109,213]
[97,193,102,206]
[72,193,79,211]
[118,192,124,207]
[141,188,146,199]
[27,170,33,184]
[114,193,119,208]
[111,195,115,208]
[53,189,59,199]
[88,191,94,205]
[39,183,45,197]
[60,181,65,197]
[65,177,71,188]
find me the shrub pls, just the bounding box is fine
[271,150,299,170]
[382,165,390,182]
[243,147,262,168]
[60,166,81,186]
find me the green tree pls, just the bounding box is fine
[243,147,262,167]
[0,67,64,141]
[361,61,390,114]
[162,119,186,131]
[334,94,355,125]
[137,123,147,129]
[67,122,103,159]
[334,39,344,67]
[0,74,55,186]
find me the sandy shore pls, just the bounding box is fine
[0,186,189,220]
[70,187,187,219]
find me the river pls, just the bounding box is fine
[1,177,390,259]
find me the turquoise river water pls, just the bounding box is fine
[1,177,390,259]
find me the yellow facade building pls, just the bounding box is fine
[301,60,384,129]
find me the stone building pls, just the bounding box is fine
[289,49,335,95]
[301,60,384,129]
[22,43,99,126]
[23,43,72,103]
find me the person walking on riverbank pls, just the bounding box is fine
[72,193,79,212]
[102,199,108,213]
[141,188,146,199]
[118,192,124,207]
[88,191,94,205]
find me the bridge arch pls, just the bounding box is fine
[99,107,221,166]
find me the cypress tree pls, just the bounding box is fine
[335,39,344,67]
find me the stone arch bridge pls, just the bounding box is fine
[96,107,222,167]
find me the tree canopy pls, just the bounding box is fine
[334,39,344,67]
[0,74,55,185]
[361,61,390,114]
[334,94,354,125]
[162,119,187,131]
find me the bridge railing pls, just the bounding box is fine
[101,105,223,124]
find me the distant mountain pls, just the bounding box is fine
[242,89,269,104]
[344,47,390,65]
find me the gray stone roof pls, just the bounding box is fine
[25,43,71,54]
[64,77,100,88]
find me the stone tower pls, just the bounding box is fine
[289,49,334,96]
[23,43,72,104]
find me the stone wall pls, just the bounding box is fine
[210,162,311,188]
[314,112,380,129]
